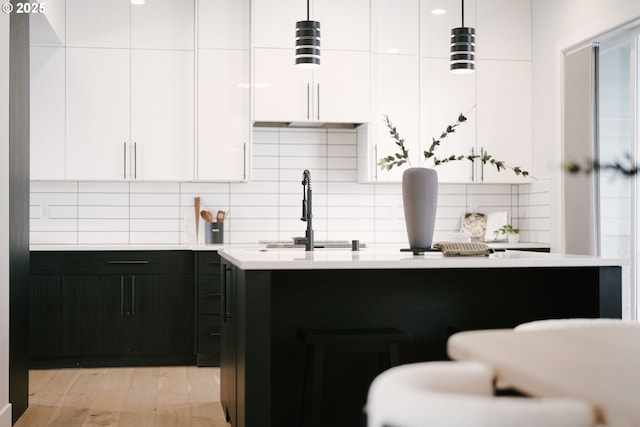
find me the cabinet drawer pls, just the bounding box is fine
[30,252,62,275]
[198,314,221,353]
[197,251,221,275]
[198,274,221,315]
[62,251,194,275]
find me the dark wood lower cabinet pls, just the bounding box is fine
[29,251,196,368]
[196,252,222,367]
[29,275,64,359]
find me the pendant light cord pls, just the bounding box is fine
[461,0,465,27]
[307,0,310,21]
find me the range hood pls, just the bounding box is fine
[253,121,364,129]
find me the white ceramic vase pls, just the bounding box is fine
[402,168,439,249]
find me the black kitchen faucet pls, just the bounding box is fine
[301,169,314,251]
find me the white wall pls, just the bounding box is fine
[531,0,640,251]
[1,9,12,427]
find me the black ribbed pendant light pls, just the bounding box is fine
[295,0,321,69]
[450,0,475,74]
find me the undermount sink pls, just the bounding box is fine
[259,240,365,249]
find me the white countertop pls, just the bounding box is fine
[217,247,625,270]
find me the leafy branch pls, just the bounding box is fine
[377,115,411,170]
[565,154,640,176]
[425,113,467,161]
[378,113,533,179]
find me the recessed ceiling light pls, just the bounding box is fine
[131,0,146,5]
[431,9,446,15]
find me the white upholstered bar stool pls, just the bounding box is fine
[366,361,596,427]
[514,317,624,331]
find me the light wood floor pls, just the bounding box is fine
[14,366,230,427]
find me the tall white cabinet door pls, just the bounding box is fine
[254,48,310,122]
[30,47,65,180]
[421,58,476,183]
[371,0,419,55]
[313,50,370,123]
[253,0,303,49]
[66,0,130,48]
[313,0,369,51]
[131,0,194,50]
[366,54,420,183]
[476,60,532,183]
[199,0,250,50]
[65,48,131,181]
[131,50,195,181]
[476,0,531,61]
[198,49,250,181]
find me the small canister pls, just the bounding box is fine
[205,222,223,244]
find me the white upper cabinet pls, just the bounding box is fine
[254,48,312,122]
[51,0,196,182]
[253,0,303,49]
[254,48,370,124]
[476,0,531,60]
[65,48,131,181]
[253,0,369,51]
[66,49,195,181]
[371,0,419,55]
[421,0,476,58]
[131,50,195,181]
[66,0,130,48]
[199,0,250,49]
[360,54,420,183]
[198,49,250,181]
[476,60,532,183]
[312,0,369,51]
[420,58,476,183]
[359,0,420,183]
[312,50,370,123]
[66,0,194,50]
[197,0,251,181]
[131,0,194,50]
[30,47,65,180]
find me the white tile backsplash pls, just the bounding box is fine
[30,127,551,246]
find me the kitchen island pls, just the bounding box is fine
[217,248,623,427]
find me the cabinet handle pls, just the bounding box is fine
[222,264,232,323]
[131,276,136,316]
[221,264,226,323]
[134,142,138,180]
[470,147,475,181]
[123,142,127,180]
[243,142,247,180]
[480,146,485,182]
[209,293,221,297]
[107,260,149,265]
[374,144,378,181]
[120,276,125,315]
[316,84,320,120]
[306,83,310,120]
[209,333,221,337]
